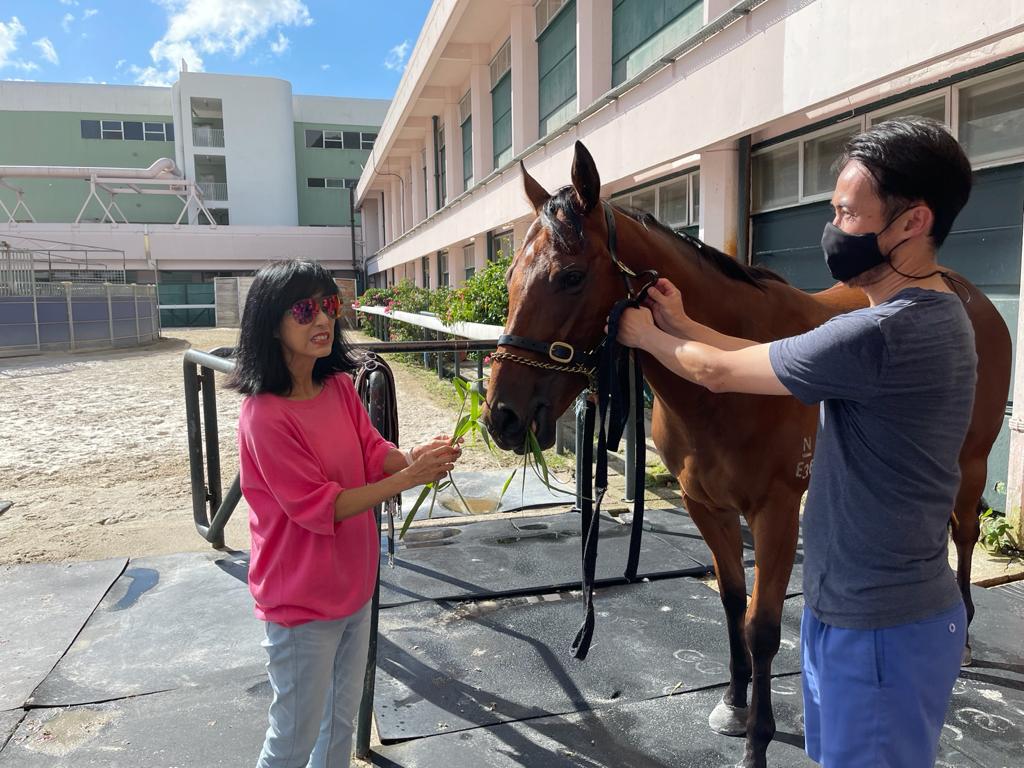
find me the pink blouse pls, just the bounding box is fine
[238,373,395,626]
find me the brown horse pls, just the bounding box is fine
[482,141,1012,767]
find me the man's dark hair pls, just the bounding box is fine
[837,116,972,246]
[227,259,360,396]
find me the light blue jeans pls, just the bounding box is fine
[256,601,372,768]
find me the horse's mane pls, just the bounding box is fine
[539,186,786,289]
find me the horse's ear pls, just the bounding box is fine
[521,161,549,214]
[570,141,601,214]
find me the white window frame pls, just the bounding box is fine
[953,64,1024,171]
[490,39,511,88]
[611,168,701,230]
[867,89,951,128]
[143,122,167,141]
[361,132,377,149]
[101,120,124,140]
[535,0,569,37]
[463,243,476,280]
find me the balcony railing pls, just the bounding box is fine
[193,126,225,148]
[197,182,228,200]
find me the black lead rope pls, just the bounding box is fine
[572,287,654,660]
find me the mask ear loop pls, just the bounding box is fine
[882,206,972,303]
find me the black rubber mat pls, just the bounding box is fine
[966,582,1024,678]
[27,551,264,707]
[0,671,270,767]
[0,557,126,711]
[379,511,712,607]
[940,670,1024,768]
[399,469,574,519]
[373,576,802,740]
[371,681,815,768]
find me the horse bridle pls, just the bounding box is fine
[490,202,658,383]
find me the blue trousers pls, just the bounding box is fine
[801,601,965,767]
[256,601,372,768]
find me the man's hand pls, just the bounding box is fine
[615,306,657,349]
[642,278,692,337]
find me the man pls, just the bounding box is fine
[617,117,975,767]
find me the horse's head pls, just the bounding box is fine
[483,141,627,452]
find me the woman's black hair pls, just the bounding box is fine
[226,259,361,395]
[836,116,972,247]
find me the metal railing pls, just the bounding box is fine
[192,126,225,148]
[197,181,228,200]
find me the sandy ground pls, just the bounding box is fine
[0,327,512,565]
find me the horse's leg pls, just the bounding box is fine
[686,497,750,736]
[741,505,799,768]
[951,456,986,666]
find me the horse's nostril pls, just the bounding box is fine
[491,403,522,437]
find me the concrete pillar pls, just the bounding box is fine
[577,0,612,110]
[444,96,462,200]
[470,54,494,180]
[510,3,539,156]
[699,143,740,257]
[512,218,531,256]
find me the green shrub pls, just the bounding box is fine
[443,254,512,326]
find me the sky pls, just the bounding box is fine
[0,0,434,99]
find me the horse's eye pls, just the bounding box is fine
[560,271,585,290]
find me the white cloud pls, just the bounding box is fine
[62,13,75,33]
[0,16,25,66]
[133,0,312,86]
[320,63,329,71]
[384,40,410,72]
[33,37,59,65]
[83,9,99,20]
[59,0,79,5]
[115,58,126,69]
[269,31,289,55]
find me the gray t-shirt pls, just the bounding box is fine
[769,288,976,629]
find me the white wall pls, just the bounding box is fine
[293,95,391,125]
[173,72,299,226]
[0,81,171,114]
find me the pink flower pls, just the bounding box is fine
[484,355,491,364]
[352,301,361,308]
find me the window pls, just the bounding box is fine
[306,128,377,150]
[612,169,700,231]
[82,118,171,141]
[491,39,513,169]
[752,142,800,212]
[957,68,1024,167]
[145,122,167,141]
[421,148,428,216]
[101,120,124,140]
[123,121,144,140]
[438,250,449,287]
[490,229,514,262]
[80,120,100,139]
[464,243,476,280]
[535,0,568,33]
[421,255,431,289]
[460,90,473,189]
[612,0,704,86]
[870,95,947,127]
[308,177,358,189]
[436,121,447,206]
[802,123,859,198]
[536,0,577,136]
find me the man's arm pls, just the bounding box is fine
[641,326,789,395]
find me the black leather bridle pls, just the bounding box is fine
[492,201,658,660]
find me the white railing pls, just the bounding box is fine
[192,126,225,148]
[197,182,228,201]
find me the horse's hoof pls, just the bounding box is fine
[961,644,973,667]
[709,698,748,736]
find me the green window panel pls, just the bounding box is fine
[492,72,513,169]
[612,0,704,86]
[462,116,473,188]
[538,1,577,136]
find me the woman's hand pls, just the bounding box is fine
[642,278,692,337]
[404,443,461,486]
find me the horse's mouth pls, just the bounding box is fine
[486,410,556,454]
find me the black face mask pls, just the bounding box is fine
[821,210,908,282]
